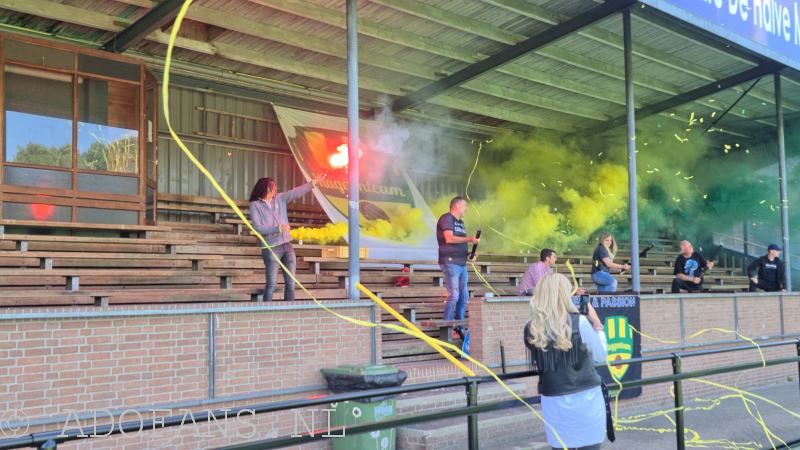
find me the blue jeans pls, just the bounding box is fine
[261,243,296,301]
[592,271,618,293]
[441,264,469,320]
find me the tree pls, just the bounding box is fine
[12,143,71,167]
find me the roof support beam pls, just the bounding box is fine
[383,0,637,114]
[482,0,800,112]
[583,62,784,136]
[248,0,631,106]
[373,0,773,128]
[101,0,184,52]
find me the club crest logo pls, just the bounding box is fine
[605,316,633,380]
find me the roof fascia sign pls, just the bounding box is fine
[641,0,800,70]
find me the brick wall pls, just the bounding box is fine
[0,301,375,449]
[3,294,799,448]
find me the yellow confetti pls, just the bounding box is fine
[672,197,682,203]
[597,152,604,156]
[735,143,740,147]
[654,167,660,172]
[646,169,654,174]
[674,134,688,143]
[703,194,708,199]
[674,171,681,176]
[724,144,732,150]
[770,205,776,211]
[688,111,696,126]
[711,111,717,118]
[760,200,766,204]
[540,182,546,188]
[699,117,704,123]
[746,149,750,154]
[683,176,694,180]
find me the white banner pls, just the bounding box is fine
[273,106,437,260]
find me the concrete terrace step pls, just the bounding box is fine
[395,381,531,417]
[397,403,545,450]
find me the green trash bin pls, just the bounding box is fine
[321,364,407,450]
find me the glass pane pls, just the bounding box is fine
[3,202,72,222]
[77,172,139,195]
[76,207,138,224]
[78,54,139,81]
[4,66,73,168]
[4,166,71,189]
[5,39,73,70]
[77,77,139,173]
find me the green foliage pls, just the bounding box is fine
[12,143,72,168]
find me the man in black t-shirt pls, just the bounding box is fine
[672,240,714,293]
[747,244,787,292]
[437,197,480,322]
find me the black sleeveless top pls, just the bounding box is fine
[524,313,602,396]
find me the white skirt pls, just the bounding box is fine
[541,386,606,448]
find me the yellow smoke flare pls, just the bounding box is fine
[291,222,348,244]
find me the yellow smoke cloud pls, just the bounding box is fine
[290,207,429,244]
[291,222,348,245]
[450,131,634,252]
[362,206,428,242]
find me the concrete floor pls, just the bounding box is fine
[504,381,800,450]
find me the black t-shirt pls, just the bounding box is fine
[673,252,708,280]
[437,212,468,265]
[591,245,610,274]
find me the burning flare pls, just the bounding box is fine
[329,143,363,169]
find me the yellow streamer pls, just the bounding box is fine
[356,283,474,376]
[628,325,680,345]
[465,140,539,251]
[162,2,569,447]
[164,6,796,448]
[469,262,501,296]
[688,328,766,368]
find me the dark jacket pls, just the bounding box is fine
[524,314,601,396]
[747,256,786,290]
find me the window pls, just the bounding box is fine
[77,78,139,173]
[3,65,73,168]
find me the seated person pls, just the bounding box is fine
[591,232,630,293]
[518,248,557,296]
[747,244,787,292]
[672,240,713,293]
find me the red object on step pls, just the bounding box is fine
[394,266,411,287]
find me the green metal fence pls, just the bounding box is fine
[1,339,798,450]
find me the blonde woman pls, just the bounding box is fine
[524,273,608,450]
[591,232,630,293]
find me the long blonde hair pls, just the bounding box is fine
[526,273,578,351]
[599,232,617,259]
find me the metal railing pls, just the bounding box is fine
[2,339,799,450]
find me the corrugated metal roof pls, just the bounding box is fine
[0,0,798,141]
